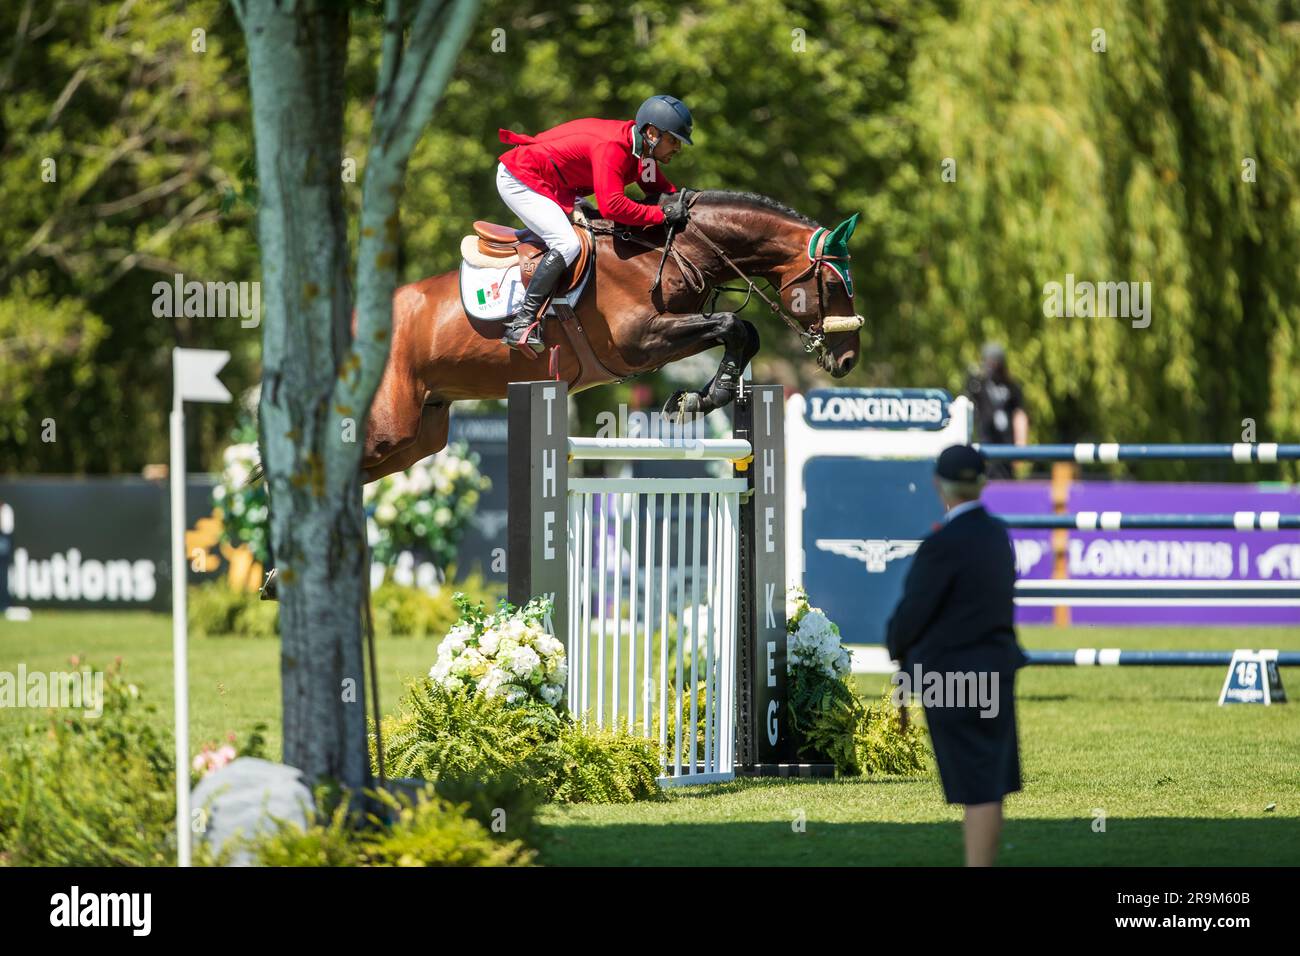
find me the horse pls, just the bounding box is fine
[359,189,864,483]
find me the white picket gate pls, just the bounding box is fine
[567,446,747,786]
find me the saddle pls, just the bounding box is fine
[458,210,617,388]
[460,220,594,302]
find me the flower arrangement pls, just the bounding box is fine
[212,384,490,577]
[786,586,852,680]
[365,442,491,570]
[784,585,928,776]
[213,419,271,566]
[786,585,864,773]
[428,595,567,710]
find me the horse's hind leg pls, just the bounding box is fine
[362,365,426,477]
[362,401,451,483]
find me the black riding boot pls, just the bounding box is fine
[502,248,568,355]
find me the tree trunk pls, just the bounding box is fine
[239,0,368,790]
[235,0,480,791]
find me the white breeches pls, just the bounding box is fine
[495,162,582,265]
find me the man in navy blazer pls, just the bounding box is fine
[886,444,1028,866]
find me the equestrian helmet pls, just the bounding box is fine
[636,94,694,145]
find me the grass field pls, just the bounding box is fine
[2,612,1297,866]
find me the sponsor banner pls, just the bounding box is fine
[802,388,952,431]
[983,480,1300,625]
[0,414,510,612]
[801,456,944,645]
[0,477,221,611]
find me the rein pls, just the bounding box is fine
[596,192,864,358]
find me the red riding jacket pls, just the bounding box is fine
[498,118,677,228]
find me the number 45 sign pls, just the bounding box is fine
[1218,650,1288,706]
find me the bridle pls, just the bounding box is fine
[609,191,865,361]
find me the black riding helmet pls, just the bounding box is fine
[636,94,694,146]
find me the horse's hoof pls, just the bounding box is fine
[662,389,703,422]
[259,568,279,602]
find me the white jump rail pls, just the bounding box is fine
[566,437,753,462]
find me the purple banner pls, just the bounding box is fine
[984,480,1300,625]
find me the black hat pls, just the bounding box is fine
[935,444,986,482]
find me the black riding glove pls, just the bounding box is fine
[662,192,690,229]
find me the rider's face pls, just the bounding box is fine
[647,126,682,164]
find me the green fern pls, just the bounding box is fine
[248,785,534,867]
[546,723,662,804]
[379,676,666,806]
[855,684,929,776]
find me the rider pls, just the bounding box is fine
[495,94,695,354]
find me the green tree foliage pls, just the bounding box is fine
[4,0,1298,473]
[1,0,258,472]
[883,0,1300,472]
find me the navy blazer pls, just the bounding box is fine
[885,504,1028,673]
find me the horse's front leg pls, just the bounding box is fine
[646,312,758,420]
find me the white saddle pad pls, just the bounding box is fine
[459,259,525,321]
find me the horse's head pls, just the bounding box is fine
[773,212,863,378]
[686,192,862,378]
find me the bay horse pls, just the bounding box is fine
[361,190,864,482]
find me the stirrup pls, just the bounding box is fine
[502,318,544,357]
[259,567,279,602]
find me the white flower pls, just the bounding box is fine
[501,684,529,705]
[367,518,380,546]
[786,587,806,624]
[539,683,564,706]
[376,502,398,525]
[223,443,253,466]
[799,609,832,637]
[450,647,486,678]
[535,634,564,659]
[436,628,469,659]
[434,506,452,527]
[506,645,542,680]
[477,666,510,698]
[478,627,502,656]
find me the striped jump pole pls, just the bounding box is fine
[1015,579,1300,607]
[1026,648,1300,667]
[996,512,1300,531]
[976,442,1300,463]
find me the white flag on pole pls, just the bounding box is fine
[173,348,232,404]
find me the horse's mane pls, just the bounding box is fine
[693,190,818,228]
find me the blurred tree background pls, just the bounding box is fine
[3,0,1299,475]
